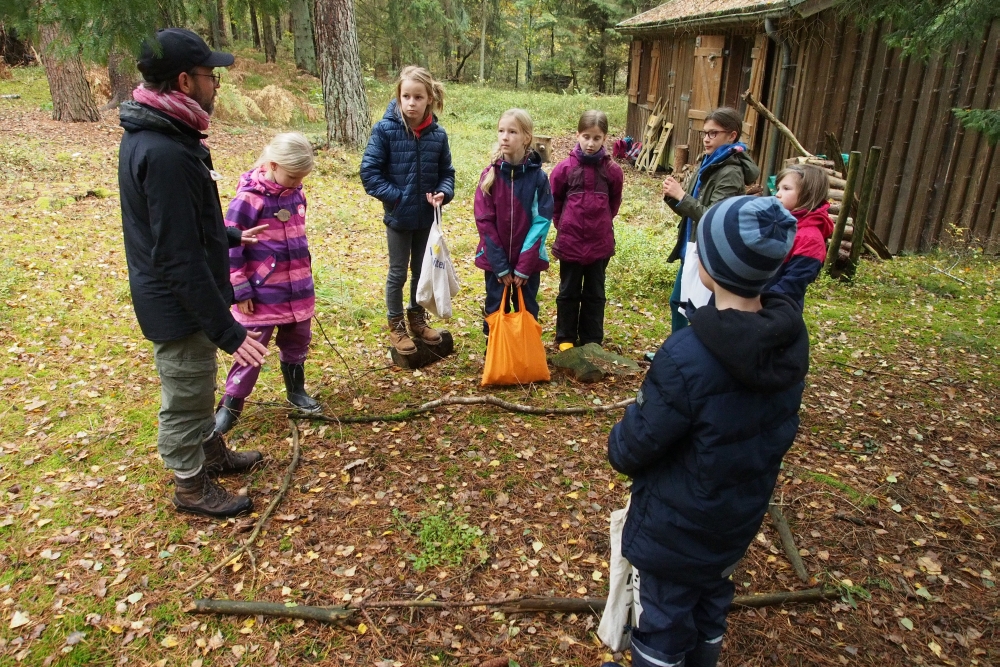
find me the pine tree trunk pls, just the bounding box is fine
[38,23,100,122]
[314,0,370,149]
[261,13,277,62]
[249,2,262,49]
[208,0,223,48]
[290,0,317,75]
[387,0,402,72]
[217,0,231,47]
[103,48,137,111]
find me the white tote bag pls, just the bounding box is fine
[679,242,713,320]
[416,206,460,319]
[598,499,634,652]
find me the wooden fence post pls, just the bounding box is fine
[824,151,862,274]
[845,146,883,279]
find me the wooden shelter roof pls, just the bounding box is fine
[618,0,838,32]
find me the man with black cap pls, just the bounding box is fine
[119,28,270,518]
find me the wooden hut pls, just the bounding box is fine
[618,2,1000,253]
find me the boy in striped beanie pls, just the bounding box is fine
[607,196,807,667]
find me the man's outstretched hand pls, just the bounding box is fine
[232,330,268,367]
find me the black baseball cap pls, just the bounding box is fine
[137,28,235,83]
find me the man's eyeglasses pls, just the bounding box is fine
[191,72,222,85]
[698,129,726,140]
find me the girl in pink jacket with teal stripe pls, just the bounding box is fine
[215,133,321,433]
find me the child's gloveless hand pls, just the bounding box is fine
[240,224,270,244]
[237,299,254,315]
[426,192,445,207]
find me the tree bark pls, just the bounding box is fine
[103,48,137,111]
[217,0,231,47]
[387,0,403,72]
[290,0,318,75]
[208,0,223,48]
[38,23,100,122]
[249,1,262,49]
[314,0,370,149]
[261,13,277,63]
[478,0,487,84]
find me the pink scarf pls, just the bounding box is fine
[133,86,210,135]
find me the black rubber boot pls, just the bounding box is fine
[172,469,252,518]
[214,395,244,435]
[201,431,263,476]
[687,637,722,667]
[280,361,321,413]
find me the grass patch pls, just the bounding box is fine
[393,508,489,572]
[803,472,878,508]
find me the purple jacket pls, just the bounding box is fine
[474,150,554,278]
[225,167,315,327]
[550,146,623,265]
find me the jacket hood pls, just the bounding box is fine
[699,146,760,186]
[119,100,185,136]
[236,166,302,197]
[689,293,809,392]
[495,149,544,178]
[794,201,833,237]
[571,145,608,163]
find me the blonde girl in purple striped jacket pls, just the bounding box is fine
[215,132,321,434]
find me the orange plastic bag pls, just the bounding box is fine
[481,285,551,386]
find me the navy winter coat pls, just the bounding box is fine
[608,293,809,585]
[360,100,456,231]
[118,101,246,353]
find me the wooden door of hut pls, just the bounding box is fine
[687,35,725,149]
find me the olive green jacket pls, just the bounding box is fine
[665,151,760,262]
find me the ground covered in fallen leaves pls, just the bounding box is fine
[1,63,998,667]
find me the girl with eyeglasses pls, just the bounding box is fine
[660,107,760,333]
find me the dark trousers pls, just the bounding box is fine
[669,262,688,334]
[556,259,609,346]
[483,271,540,335]
[630,569,733,667]
[386,226,431,318]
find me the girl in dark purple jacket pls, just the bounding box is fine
[550,110,624,350]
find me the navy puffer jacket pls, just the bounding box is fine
[608,293,809,585]
[360,100,456,231]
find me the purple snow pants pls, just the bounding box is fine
[223,320,312,399]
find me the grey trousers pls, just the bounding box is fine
[385,226,431,318]
[152,330,218,472]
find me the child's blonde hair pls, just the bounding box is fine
[395,66,445,119]
[775,163,830,212]
[255,132,315,177]
[479,108,534,195]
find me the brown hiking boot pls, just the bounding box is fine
[407,306,442,344]
[202,431,263,476]
[172,469,252,518]
[389,315,417,355]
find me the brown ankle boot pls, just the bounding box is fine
[407,306,442,344]
[172,469,252,518]
[202,431,263,476]
[389,315,417,355]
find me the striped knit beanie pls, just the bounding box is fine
[696,195,797,298]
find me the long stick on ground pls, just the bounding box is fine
[191,588,839,624]
[768,502,810,583]
[743,90,812,158]
[304,394,636,424]
[182,420,303,594]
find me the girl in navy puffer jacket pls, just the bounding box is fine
[550,110,623,350]
[360,66,456,356]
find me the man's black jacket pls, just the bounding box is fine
[118,101,245,353]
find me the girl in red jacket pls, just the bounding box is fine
[766,163,832,309]
[549,110,624,350]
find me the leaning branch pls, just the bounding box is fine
[742,89,812,158]
[182,419,303,594]
[768,503,810,583]
[304,394,636,424]
[191,588,839,624]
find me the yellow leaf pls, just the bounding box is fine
[109,624,123,634]
[928,641,942,657]
[357,623,368,635]
[160,635,179,648]
[565,492,579,499]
